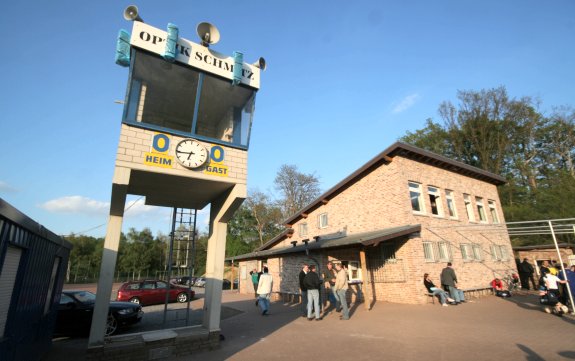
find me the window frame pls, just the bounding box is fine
[437,241,452,262]
[476,197,487,223]
[409,181,425,214]
[460,243,473,261]
[472,244,483,261]
[445,190,458,219]
[427,186,443,217]
[488,200,499,224]
[346,261,362,282]
[318,213,328,229]
[299,222,308,237]
[423,241,435,262]
[463,194,475,222]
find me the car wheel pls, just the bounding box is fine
[129,297,141,305]
[105,314,118,336]
[177,292,188,303]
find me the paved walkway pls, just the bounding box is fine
[46,291,575,361]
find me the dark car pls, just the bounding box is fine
[55,290,143,337]
[173,276,197,286]
[222,279,239,290]
[116,279,195,306]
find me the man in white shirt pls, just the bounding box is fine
[334,263,350,320]
[257,266,273,316]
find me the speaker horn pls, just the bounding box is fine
[124,5,143,22]
[196,22,220,47]
[253,57,266,71]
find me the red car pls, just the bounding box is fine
[117,279,194,306]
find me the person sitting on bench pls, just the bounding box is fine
[424,273,456,306]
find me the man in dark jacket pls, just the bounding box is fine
[440,262,465,303]
[299,264,309,317]
[518,258,536,290]
[303,265,322,320]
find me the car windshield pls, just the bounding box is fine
[72,291,97,304]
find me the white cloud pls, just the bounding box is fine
[392,93,420,114]
[39,196,109,215]
[0,180,17,193]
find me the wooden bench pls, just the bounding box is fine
[462,287,494,299]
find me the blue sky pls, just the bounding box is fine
[1,1,573,238]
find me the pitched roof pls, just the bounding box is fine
[284,141,506,226]
[226,224,421,262]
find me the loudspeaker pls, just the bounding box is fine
[196,22,220,46]
[253,57,266,70]
[123,5,143,22]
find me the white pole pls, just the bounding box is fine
[548,220,575,314]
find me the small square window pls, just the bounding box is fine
[299,223,308,237]
[318,213,328,228]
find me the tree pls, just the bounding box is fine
[245,189,283,246]
[274,164,321,219]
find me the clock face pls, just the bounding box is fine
[175,139,208,169]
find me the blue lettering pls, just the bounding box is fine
[152,134,170,152]
[210,145,225,162]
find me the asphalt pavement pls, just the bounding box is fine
[45,289,575,361]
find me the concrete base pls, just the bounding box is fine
[86,326,220,361]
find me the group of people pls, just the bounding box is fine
[299,262,350,321]
[423,262,466,306]
[537,260,575,316]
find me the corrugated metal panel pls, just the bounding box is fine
[0,246,22,337]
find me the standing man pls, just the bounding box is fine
[299,264,309,317]
[440,262,465,303]
[257,266,273,316]
[321,262,337,313]
[518,258,536,290]
[304,265,322,321]
[334,263,350,320]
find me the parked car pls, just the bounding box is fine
[174,276,197,286]
[116,279,195,306]
[222,278,239,290]
[55,290,143,337]
[194,277,206,287]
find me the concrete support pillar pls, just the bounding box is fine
[88,167,130,347]
[202,184,246,331]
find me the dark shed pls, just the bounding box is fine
[0,198,72,361]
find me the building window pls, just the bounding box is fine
[476,197,487,222]
[44,257,61,315]
[488,200,499,224]
[460,243,473,261]
[318,213,328,229]
[341,261,362,281]
[445,190,457,219]
[463,194,475,222]
[124,49,256,148]
[437,242,452,262]
[428,186,443,216]
[490,244,508,261]
[423,242,435,262]
[472,244,483,261]
[409,182,425,213]
[299,223,308,237]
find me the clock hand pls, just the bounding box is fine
[187,151,195,160]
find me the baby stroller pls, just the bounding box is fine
[539,288,569,316]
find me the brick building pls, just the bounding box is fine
[231,142,517,305]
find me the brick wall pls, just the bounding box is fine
[239,154,515,304]
[115,124,247,183]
